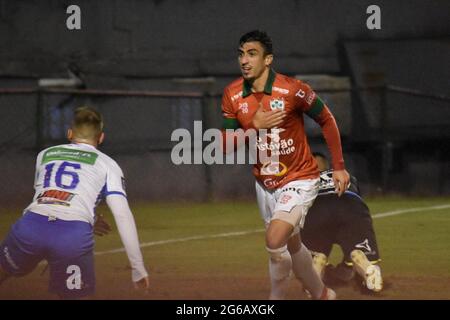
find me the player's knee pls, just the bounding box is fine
[265,225,292,249]
[266,245,291,281]
[266,245,289,262]
[266,236,287,250]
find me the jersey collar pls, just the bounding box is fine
[242,68,276,97]
[72,142,97,150]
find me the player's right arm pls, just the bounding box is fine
[106,195,149,290]
[220,88,285,153]
[29,150,45,204]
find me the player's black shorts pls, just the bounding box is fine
[302,193,380,264]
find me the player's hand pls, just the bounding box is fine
[133,276,150,293]
[251,103,286,129]
[93,214,112,236]
[332,169,350,197]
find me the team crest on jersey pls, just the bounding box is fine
[270,98,285,111]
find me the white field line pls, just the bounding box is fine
[94,203,450,256]
[371,204,450,219]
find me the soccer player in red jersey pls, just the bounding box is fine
[221,30,350,299]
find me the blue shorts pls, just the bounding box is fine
[0,211,95,299]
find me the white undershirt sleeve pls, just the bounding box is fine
[106,194,148,282]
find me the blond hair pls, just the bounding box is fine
[71,106,103,141]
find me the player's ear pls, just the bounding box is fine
[265,54,273,67]
[67,129,73,141]
[98,132,105,145]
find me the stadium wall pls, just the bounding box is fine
[1,0,449,77]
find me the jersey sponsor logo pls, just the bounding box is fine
[42,147,98,165]
[269,98,285,111]
[273,86,289,94]
[295,88,306,98]
[355,239,372,253]
[263,176,287,189]
[256,134,296,157]
[260,161,288,177]
[37,189,75,206]
[230,91,243,102]
[263,178,277,189]
[238,102,249,114]
[306,91,316,105]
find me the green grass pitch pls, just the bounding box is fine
[0,197,449,299]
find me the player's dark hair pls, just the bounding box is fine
[239,30,273,56]
[72,106,103,140]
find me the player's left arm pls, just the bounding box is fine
[106,195,149,290]
[295,82,350,196]
[104,162,149,290]
[30,150,45,203]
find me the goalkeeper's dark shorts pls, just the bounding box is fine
[302,193,380,264]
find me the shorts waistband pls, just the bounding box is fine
[23,211,91,226]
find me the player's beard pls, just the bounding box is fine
[241,66,265,82]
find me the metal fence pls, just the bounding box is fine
[0,85,449,204]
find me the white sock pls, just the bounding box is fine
[267,246,292,300]
[290,243,325,299]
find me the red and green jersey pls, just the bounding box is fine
[221,69,345,190]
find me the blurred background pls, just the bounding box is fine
[0,0,449,204]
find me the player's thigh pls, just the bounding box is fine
[301,201,336,256]
[301,229,334,257]
[49,250,95,299]
[0,214,45,277]
[255,180,276,225]
[47,220,95,299]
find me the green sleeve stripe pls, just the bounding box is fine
[305,96,325,119]
[222,118,240,129]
